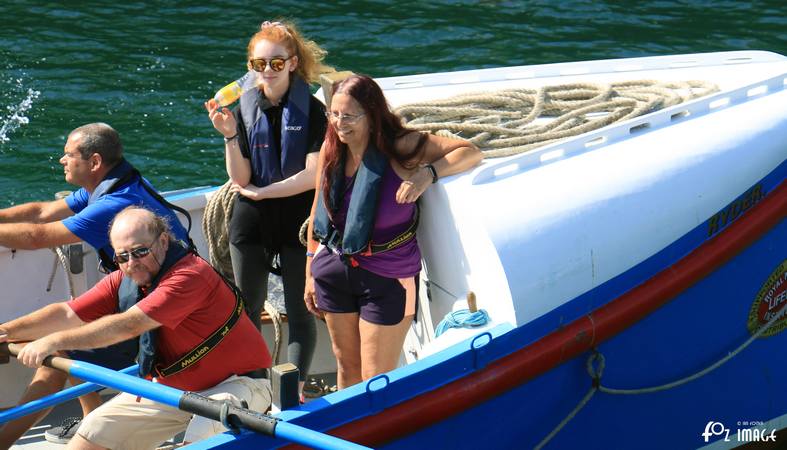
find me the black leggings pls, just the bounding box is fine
[228,197,316,382]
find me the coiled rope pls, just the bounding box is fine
[395,80,718,158]
[434,309,490,337]
[202,181,283,364]
[534,302,787,450]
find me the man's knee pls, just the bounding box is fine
[66,432,105,450]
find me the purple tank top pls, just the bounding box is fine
[333,163,422,278]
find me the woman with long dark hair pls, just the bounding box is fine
[304,74,482,388]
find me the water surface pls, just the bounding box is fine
[1,1,785,205]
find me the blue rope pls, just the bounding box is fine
[434,309,490,337]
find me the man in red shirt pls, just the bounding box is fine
[1,206,272,449]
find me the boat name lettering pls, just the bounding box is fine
[707,184,764,237]
[181,345,211,368]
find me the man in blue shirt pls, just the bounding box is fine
[0,122,191,446]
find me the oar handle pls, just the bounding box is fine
[3,342,74,372]
[180,392,277,435]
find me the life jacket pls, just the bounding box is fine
[117,241,246,379]
[313,144,419,261]
[88,159,195,272]
[240,76,311,187]
[117,240,192,377]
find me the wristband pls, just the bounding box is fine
[223,133,239,143]
[425,164,438,184]
[306,251,315,257]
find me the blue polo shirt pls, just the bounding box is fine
[62,171,190,261]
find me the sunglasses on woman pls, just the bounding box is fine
[249,56,292,72]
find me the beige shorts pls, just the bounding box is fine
[77,375,272,450]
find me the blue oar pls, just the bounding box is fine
[2,343,371,450]
[0,364,139,424]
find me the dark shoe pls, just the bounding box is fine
[303,378,326,399]
[44,416,82,444]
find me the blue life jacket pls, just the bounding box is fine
[117,241,191,377]
[88,159,136,206]
[240,76,311,187]
[88,159,136,270]
[313,144,388,255]
[87,159,195,272]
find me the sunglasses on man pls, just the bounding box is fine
[113,234,161,264]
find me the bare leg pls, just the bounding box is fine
[68,377,102,416]
[0,365,68,448]
[358,277,417,380]
[323,312,362,389]
[359,315,413,380]
[66,433,105,450]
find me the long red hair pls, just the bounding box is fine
[321,74,426,204]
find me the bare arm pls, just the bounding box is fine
[0,303,84,343]
[420,133,483,179]
[231,152,319,201]
[205,99,252,186]
[303,145,327,318]
[0,220,82,250]
[0,198,73,224]
[16,306,159,368]
[395,132,483,203]
[223,136,252,186]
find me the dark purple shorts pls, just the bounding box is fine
[311,250,418,326]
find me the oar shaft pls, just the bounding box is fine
[1,343,372,450]
[0,365,139,424]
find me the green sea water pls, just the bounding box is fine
[1,0,786,206]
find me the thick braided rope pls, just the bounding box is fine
[395,80,718,158]
[202,181,236,280]
[202,181,282,364]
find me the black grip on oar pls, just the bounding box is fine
[179,392,278,437]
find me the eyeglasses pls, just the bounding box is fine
[325,111,366,124]
[249,56,292,72]
[114,235,160,264]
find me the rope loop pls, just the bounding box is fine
[585,351,605,388]
[434,309,490,337]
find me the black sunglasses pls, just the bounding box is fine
[249,56,291,72]
[114,234,160,264]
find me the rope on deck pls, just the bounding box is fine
[395,80,719,158]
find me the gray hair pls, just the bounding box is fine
[68,122,123,167]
